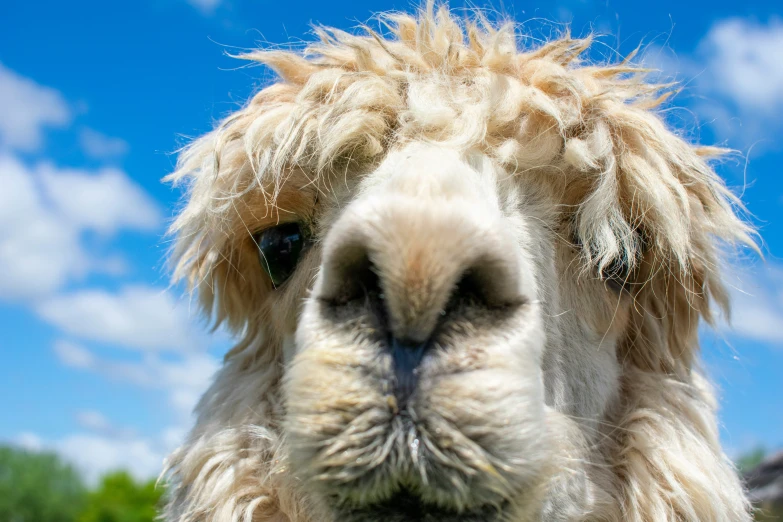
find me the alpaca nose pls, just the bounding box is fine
[316,197,527,406]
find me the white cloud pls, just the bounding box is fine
[91,255,129,276]
[76,410,115,432]
[39,287,199,352]
[161,426,188,449]
[13,424,166,484]
[0,64,159,301]
[0,62,71,151]
[698,19,783,114]
[55,339,155,386]
[76,410,138,439]
[12,420,167,484]
[645,18,783,149]
[57,432,164,484]
[52,340,219,419]
[187,0,221,14]
[0,62,196,483]
[39,163,160,234]
[0,155,87,298]
[40,344,219,482]
[0,155,161,300]
[15,432,44,452]
[53,340,96,368]
[79,128,129,159]
[693,18,783,149]
[158,353,219,416]
[722,263,783,345]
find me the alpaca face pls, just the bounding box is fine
[278,142,627,520]
[166,9,755,522]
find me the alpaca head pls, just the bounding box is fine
[164,7,756,522]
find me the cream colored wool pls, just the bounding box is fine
[163,5,756,521]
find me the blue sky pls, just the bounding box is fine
[0,0,781,482]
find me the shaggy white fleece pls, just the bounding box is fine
[163,4,756,521]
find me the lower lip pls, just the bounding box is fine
[338,490,506,522]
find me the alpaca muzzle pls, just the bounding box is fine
[283,147,548,519]
[314,189,528,407]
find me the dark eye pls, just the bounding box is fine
[253,223,306,287]
[570,233,636,293]
[600,255,632,293]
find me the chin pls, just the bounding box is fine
[335,490,509,522]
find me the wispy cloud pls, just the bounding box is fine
[186,0,221,15]
[698,19,783,116]
[722,263,783,346]
[53,340,96,369]
[15,412,168,485]
[15,432,44,452]
[38,163,160,234]
[79,128,129,159]
[53,339,220,419]
[0,155,160,300]
[0,62,71,151]
[76,410,136,439]
[0,53,216,485]
[39,287,201,352]
[0,155,87,298]
[45,336,221,481]
[645,18,783,150]
[57,431,164,484]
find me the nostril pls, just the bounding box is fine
[340,257,382,305]
[317,248,395,341]
[451,269,484,307]
[390,337,428,409]
[320,245,383,306]
[448,258,525,313]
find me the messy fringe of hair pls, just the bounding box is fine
[164,4,756,521]
[167,3,754,333]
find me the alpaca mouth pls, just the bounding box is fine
[338,489,506,522]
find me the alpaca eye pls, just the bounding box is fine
[600,256,632,293]
[253,223,305,287]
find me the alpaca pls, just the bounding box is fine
[163,6,756,521]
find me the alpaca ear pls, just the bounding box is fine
[603,128,755,520]
[583,100,758,374]
[615,185,742,374]
[617,169,754,375]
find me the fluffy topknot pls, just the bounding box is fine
[168,6,754,348]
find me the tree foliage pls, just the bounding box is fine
[738,446,768,475]
[78,471,164,522]
[0,445,87,522]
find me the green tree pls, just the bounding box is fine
[78,471,164,522]
[738,446,767,475]
[754,503,783,521]
[0,445,87,522]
